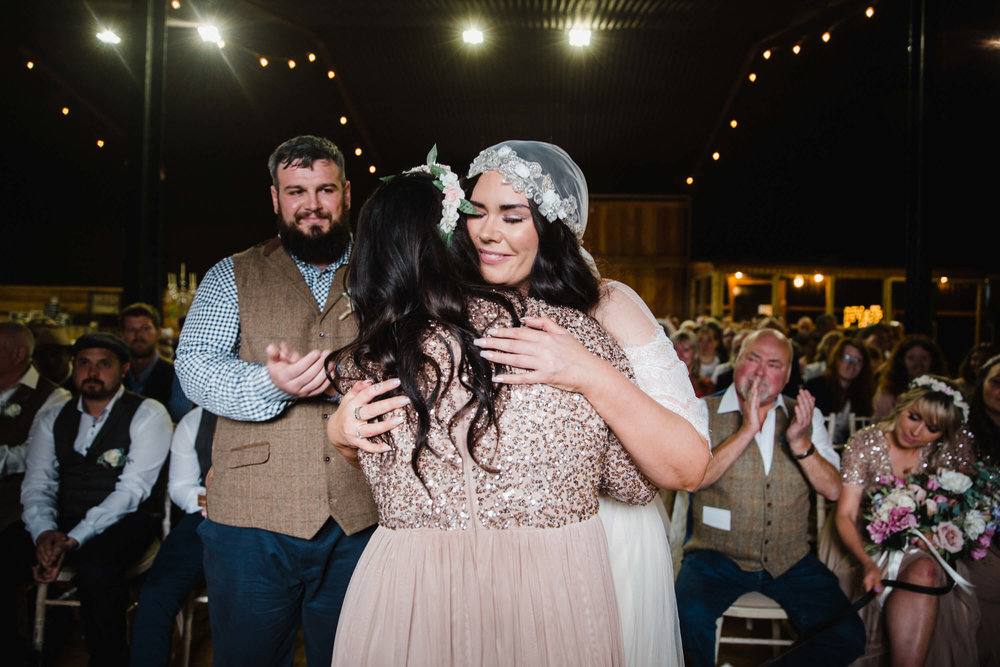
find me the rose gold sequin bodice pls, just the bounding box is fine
[351,296,656,531]
[841,424,976,492]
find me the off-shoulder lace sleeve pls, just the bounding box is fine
[593,281,710,444]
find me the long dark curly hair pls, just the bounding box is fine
[327,172,519,488]
[454,173,600,312]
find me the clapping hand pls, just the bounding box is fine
[266,342,331,398]
[787,387,815,453]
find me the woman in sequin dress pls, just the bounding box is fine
[963,355,1000,665]
[819,375,980,666]
[461,141,711,667]
[326,168,657,666]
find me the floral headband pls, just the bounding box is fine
[910,375,970,422]
[385,145,475,246]
[467,144,584,240]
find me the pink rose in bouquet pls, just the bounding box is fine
[932,521,965,554]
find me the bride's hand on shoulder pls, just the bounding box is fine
[327,378,409,466]
[473,316,599,393]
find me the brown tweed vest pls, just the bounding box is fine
[207,238,377,539]
[685,394,812,577]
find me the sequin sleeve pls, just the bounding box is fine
[840,425,886,489]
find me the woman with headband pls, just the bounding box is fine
[460,141,710,666]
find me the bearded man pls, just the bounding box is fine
[674,328,865,667]
[0,333,171,665]
[175,135,376,666]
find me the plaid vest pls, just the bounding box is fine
[685,394,812,577]
[207,238,377,539]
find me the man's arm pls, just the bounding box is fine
[167,407,205,514]
[0,387,72,478]
[174,258,295,422]
[696,380,764,489]
[65,399,172,547]
[786,388,842,501]
[21,401,70,542]
[165,372,194,423]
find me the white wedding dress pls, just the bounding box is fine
[595,281,710,667]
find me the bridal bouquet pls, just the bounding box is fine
[865,462,1000,562]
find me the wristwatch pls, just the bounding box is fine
[794,443,816,460]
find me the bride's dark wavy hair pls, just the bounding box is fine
[453,173,600,313]
[327,172,518,488]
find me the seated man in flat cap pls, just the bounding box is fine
[0,333,172,665]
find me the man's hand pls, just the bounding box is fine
[739,376,764,436]
[33,531,77,583]
[266,342,331,398]
[787,387,815,454]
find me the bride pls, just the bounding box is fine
[461,140,710,666]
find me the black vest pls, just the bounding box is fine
[52,391,164,530]
[128,357,176,408]
[1,375,60,447]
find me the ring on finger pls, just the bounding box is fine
[354,406,362,421]
[356,425,362,440]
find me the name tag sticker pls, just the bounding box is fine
[702,505,731,531]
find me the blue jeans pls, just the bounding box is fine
[130,512,206,667]
[197,517,375,667]
[675,549,865,667]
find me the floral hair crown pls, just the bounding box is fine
[467,144,583,239]
[910,375,970,422]
[383,145,475,246]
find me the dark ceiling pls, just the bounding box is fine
[2,0,997,287]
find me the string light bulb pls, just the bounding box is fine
[354,148,362,156]
[686,176,694,185]
[26,61,34,69]
[368,165,376,174]
[96,139,105,148]
[97,30,121,44]
[171,0,181,8]
[327,70,335,79]
[940,276,949,284]
[288,59,296,69]
[712,151,720,161]
[734,271,744,279]
[259,57,268,67]
[866,6,875,18]
[792,44,801,54]
[339,116,347,125]
[813,273,824,283]
[763,49,772,60]
[730,119,738,128]
[793,275,805,288]
[307,53,316,62]
[748,72,757,82]
[822,32,831,43]
[61,107,69,116]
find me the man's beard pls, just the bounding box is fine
[739,377,774,403]
[277,204,351,265]
[79,378,119,400]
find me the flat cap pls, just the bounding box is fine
[72,332,130,363]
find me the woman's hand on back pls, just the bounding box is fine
[473,316,598,393]
[327,378,409,466]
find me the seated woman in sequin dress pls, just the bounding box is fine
[325,165,656,666]
[819,375,980,666]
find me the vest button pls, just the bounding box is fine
[319,331,326,337]
[764,539,769,544]
[767,520,772,526]
[322,413,330,420]
[324,456,331,462]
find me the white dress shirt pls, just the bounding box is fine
[0,366,72,476]
[715,384,839,475]
[167,406,206,514]
[21,385,172,546]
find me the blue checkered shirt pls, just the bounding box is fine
[175,240,350,422]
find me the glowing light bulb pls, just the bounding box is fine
[339,116,347,125]
[463,29,484,44]
[822,32,831,43]
[792,44,801,54]
[940,276,949,284]
[369,165,376,174]
[288,59,296,69]
[763,49,772,60]
[259,57,268,67]
[866,6,875,18]
[26,61,34,69]
[814,274,824,283]
[308,53,316,62]
[96,139,105,148]
[354,148,362,156]
[712,152,720,161]
[171,0,181,8]
[734,272,744,279]
[730,119,738,128]
[61,107,69,116]
[793,275,805,288]
[327,70,335,79]
[569,29,591,47]
[748,72,757,82]
[197,25,221,43]
[685,177,694,185]
[97,30,121,44]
